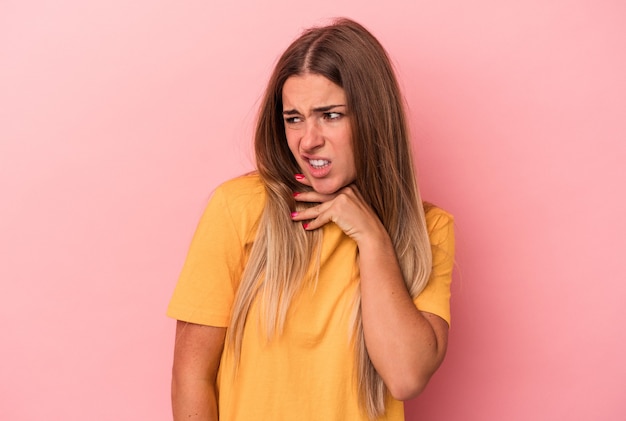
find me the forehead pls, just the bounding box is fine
[282,74,346,109]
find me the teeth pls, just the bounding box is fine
[309,159,329,168]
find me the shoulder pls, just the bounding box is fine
[215,172,265,199]
[424,204,454,231]
[423,204,454,247]
[212,172,266,212]
[200,173,266,237]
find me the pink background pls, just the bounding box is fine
[1,1,625,420]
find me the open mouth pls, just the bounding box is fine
[309,159,330,169]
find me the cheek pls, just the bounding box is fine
[347,146,357,177]
[285,133,297,155]
[341,134,355,164]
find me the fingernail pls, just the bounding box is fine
[295,174,305,180]
[292,192,300,197]
[302,222,309,229]
[290,212,298,218]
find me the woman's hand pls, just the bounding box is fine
[290,174,387,247]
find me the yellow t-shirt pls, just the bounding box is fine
[167,174,455,421]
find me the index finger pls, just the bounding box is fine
[293,190,338,203]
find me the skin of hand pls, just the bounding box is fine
[291,174,449,400]
[292,183,386,243]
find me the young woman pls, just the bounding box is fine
[168,18,455,421]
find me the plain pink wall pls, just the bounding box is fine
[1,1,625,420]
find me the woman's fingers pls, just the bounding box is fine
[290,185,364,232]
[291,206,330,230]
[290,183,384,243]
[293,190,337,204]
[294,173,311,187]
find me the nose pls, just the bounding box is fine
[300,120,324,152]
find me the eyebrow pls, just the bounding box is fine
[282,104,346,115]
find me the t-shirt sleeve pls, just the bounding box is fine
[413,207,455,325]
[166,186,247,327]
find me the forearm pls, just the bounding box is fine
[358,232,446,400]
[172,375,218,421]
[171,322,225,421]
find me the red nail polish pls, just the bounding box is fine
[295,174,305,180]
[292,192,300,197]
[302,223,309,229]
[290,212,298,218]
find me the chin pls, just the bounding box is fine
[311,180,347,195]
[313,187,338,195]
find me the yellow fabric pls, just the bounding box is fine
[167,174,455,421]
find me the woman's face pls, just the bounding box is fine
[282,73,356,195]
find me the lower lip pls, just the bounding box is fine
[306,161,332,178]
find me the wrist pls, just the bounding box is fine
[356,225,394,256]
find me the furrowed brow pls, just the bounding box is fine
[283,104,346,115]
[312,104,345,113]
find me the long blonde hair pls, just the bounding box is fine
[228,18,433,419]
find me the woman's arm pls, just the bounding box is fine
[357,232,448,400]
[292,183,448,400]
[171,321,226,420]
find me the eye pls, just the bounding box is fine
[284,116,303,124]
[324,112,342,120]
